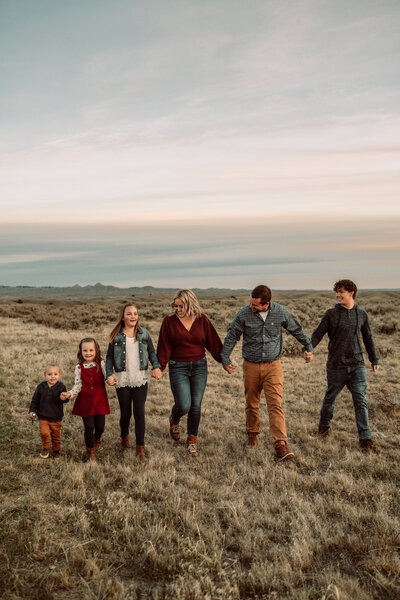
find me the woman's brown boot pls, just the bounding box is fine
[186,435,197,456]
[94,438,101,452]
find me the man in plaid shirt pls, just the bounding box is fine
[221,285,313,461]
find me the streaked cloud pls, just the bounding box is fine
[0,217,398,289]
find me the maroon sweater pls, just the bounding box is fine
[157,314,223,371]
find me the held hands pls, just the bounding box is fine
[223,362,236,375]
[60,392,71,400]
[304,351,314,363]
[107,375,117,386]
[151,368,162,380]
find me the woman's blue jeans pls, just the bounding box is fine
[168,357,208,436]
[319,365,371,439]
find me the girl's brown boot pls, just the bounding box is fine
[86,447,96,462]
[135,445,146,462]
[121,435,131,450]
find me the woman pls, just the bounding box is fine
[157,289,223,455]
[106,304,161,460]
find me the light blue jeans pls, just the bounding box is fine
[169,357,208,436]
[319,365,371,439]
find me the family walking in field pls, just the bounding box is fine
[29,279,380,463]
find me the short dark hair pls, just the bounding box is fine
[333,279,357,299]
[251,285,271,304]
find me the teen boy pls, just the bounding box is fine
[311,279,379,452]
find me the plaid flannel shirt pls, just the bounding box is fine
[221,302,313,365]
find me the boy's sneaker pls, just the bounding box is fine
[247,433,258,449]
[169,417,181,441]
[52,450,61,459]
[318,426,331,437]
[359,439,379,453]
[40,448,49,459]
[275,441,294,462]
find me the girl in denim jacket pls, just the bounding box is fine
[106,304,161,460]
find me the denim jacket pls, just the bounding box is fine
[105,327,161,377]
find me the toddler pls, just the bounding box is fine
[29,365,68,458]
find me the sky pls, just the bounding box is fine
[1,0,399,289]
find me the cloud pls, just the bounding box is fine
[0,216,399,288]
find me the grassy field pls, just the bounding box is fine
[0,291,399,600]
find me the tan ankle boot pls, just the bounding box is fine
[86,447,96,462]
[135,445,146,462]
[94,438,101,451]
[121,434,131,450]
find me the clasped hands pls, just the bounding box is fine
[304,351,314,363]
[106,369,163,386]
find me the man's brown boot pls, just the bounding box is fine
[274,441,294,462]
[121,435,131,450]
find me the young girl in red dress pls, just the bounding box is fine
[61,337,110,461]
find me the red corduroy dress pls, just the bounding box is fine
[72,364,110,417]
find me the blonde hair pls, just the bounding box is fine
[171,289,202,319]
[109,304,139,342]
[44,364,60,373]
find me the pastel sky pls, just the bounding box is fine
[1,0,399,288]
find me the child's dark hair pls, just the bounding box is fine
[333,279,358,299]
[77,337,102,370]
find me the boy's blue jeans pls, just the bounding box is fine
[169,358,208,436]
[319,365,371,440]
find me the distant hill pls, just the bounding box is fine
[0,283,250,299]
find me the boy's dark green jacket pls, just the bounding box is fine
[311,304,378,369]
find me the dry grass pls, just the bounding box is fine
[0,292,399,599]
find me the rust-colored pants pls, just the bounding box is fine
[39,420,62,451]
[243,358,286,445]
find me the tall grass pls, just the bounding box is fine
[0,292,399,599]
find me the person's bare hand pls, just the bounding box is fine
[304,351,314,363]
[372,364,379,373]
[223,363,235,374]
[151,368,162,380]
